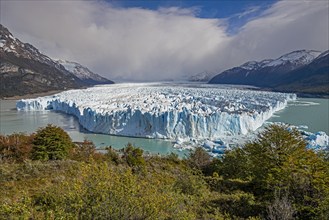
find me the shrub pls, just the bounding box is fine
[122,143,145,168]
[165,152,180,164]
[69,140,104,161]
[105,146,121,164]
[30,162,196,219]
[187,147,212,171]
[31,124,74,161]
[206,191,260,218]
[220,124,329,219]
[0,133,34,162]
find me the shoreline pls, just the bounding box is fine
[294,93,329,99]
[1,90,62,100]
[248,87,329,99]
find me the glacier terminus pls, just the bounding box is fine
[16,83,296,142]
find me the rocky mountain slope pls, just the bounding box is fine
[56,60,113,85]
[209,50,328,96]
[274,51,329,95]
[0,24,113,98]
[188,71,216,82]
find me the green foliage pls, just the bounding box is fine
[202,157,222,176]
[219,147,250,179]
[32,162,197,219]
[245,125,307,186]
[31,124,74,161]
[1,124,328,219]
[0,194,33,219]
[187,147,212,171]
[174,169,208,197]
[206,191,260,218]
[105,146,121,164]
[69,139,104,161]
[205,176,251,193]
[122,143,145,168]
[0,158,211,219]
[220,124,329,219]
[165,152,180,164]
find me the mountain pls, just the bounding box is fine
[274,50,329,95]
[209,50,328,96]
[0,24,113,98]
[188,71,216,82]
[56,60,113,85]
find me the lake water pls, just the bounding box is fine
[0,100,185,156]
[267,98,329,134]
[0,97,328,155]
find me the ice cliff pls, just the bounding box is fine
[16,83,296,140]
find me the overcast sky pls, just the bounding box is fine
[1,0,328,81]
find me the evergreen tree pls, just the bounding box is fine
[31,124,74,160]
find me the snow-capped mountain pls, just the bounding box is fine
[262,50,321,68]
[209,49,328,96]
[0,24,113,98]
[188,71,216,82]
[0,25,64,70]
[238,50,321,71]
[56,60,113,84]
[275,50,329,95]
[316,50,329,60]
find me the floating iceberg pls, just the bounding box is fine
[17,83,296,140]
[304,131,329,151]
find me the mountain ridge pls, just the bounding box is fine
[56,60,113,85]
[0,24,113,98]
[209,50,329,97]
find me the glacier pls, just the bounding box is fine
[16,83,296,141]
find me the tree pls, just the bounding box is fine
[31,124,74,161]
[122,143,145,168]
[187,147,212,171]
[218,148,249,179]
[220,124,329,219]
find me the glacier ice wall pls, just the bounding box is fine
[16,83,296,140]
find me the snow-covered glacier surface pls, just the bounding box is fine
[16,83,296,141]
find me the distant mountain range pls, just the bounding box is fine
[0,24,113,98]
[209,50,329,96]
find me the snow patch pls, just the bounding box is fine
[240,61,259,70]
[263,50,321,67]
[58,60,76,73]
[56,59,107,81]
[0,39,5,48]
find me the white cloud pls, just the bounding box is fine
[1,0,328,81]
[228,0,329,62]
[235,6,261,19]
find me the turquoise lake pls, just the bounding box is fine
[0,97,328,155]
